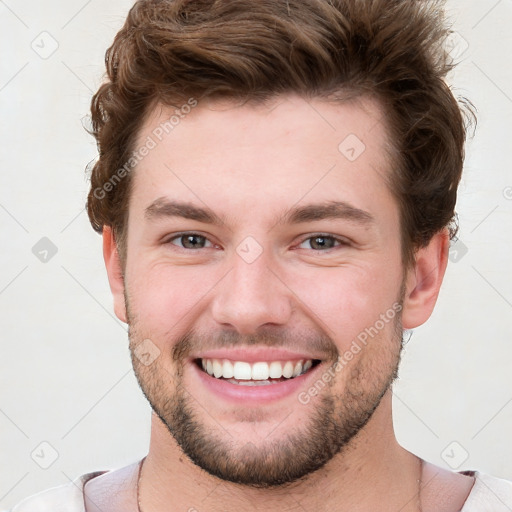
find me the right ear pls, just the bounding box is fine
[102,226,127,323]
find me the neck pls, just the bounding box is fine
[139,391,424,512]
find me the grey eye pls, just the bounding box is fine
[170,234,212,249]
[300,236,340,250]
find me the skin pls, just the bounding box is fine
[85,94,475,511]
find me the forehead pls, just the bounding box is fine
[130,94,396,229]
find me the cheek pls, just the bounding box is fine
[125,246,404,350]
[126,262,219,335]
[288,265,402,347]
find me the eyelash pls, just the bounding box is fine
[297,234,350,251]
[165,232,216,250]
[164,232,350,251]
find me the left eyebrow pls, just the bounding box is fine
[278,200,375,226]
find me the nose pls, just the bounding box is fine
[210,248,293,334]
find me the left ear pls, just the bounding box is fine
[401,229,450,329]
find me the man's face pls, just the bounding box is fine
[120,94,407,486]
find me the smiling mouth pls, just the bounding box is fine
[195,358,322,386]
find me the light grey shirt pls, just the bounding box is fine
[8,469,512,511]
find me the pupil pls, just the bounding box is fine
[183,235,203,248]
[312,236,333,249]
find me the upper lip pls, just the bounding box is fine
[192,347,323,363]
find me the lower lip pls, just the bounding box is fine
[191,361,322,404]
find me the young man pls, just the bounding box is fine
[11,0,512,510]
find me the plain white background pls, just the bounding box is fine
[1,0,511,508]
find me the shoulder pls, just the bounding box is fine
[8,471,105,512]
[7,461,142,512]
[82,460,141,512]
[461,471,512,511]
[419,462,512,511]
[419,461,476,511]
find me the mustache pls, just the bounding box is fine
[171,326,339,363]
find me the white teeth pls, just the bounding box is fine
[269,361,283,378]
[226,379,273,386]
[292,361,302,377]
[212,360,223,378]
[251,362,269,380]
[222,359,234,379]
[200,358,315,381]
[282,361,294,378]
[233,361,252,380]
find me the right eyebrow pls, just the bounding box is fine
[144,198,224,225]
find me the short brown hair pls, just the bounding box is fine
[86,0,475,267]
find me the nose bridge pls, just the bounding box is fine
[211,243,292,333]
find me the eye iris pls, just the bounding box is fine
[182,234,205,249]
[311,236,335,250]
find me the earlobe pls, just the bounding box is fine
[401,229,450,330]
[102,226,128,323]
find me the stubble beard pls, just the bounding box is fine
[127,301,404,488]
